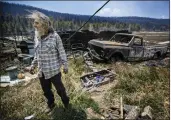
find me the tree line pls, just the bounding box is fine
[1,1,169,36]
[0,14,142,37]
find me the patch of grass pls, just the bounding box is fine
[70,91,99,112]
[1,57,169,119]
[0,58,99,120]
[104,63,169,119]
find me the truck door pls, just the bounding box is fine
[130,37,144,60]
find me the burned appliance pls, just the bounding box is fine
[80,69,115,88]
[18,54,34,65]
[17,40,35,65]
[19,40,34,55]
[5,66,18,81]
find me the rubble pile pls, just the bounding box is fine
[143,57,170,67]
[1,58,29,73]
[59,30,130,48]
[83,52,97,72]
[87,105,153,120]
[0,58,36,87]
[80,69,115,90]
[0,71,37,87]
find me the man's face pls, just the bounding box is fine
[33,19,42,31]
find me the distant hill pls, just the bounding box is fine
[0,1,170,31]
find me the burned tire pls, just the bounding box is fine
[110,54,123,63]
[153,52,161,60]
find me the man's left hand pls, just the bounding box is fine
[63,68,68,74]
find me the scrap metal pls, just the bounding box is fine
[88,33,169,62]
[80,69,115,89]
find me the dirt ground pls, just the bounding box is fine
[133,31,169,42]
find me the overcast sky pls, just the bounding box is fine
[7,1,170,19]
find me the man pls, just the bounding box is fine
[25,11,69,113]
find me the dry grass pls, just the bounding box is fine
[104,62,170,119]
[0,58,169,119]
[0,58,99,120]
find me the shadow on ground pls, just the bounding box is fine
[50,105,87,120]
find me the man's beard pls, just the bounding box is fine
[34,28,46,47]
[35,26,49,39]
[35,29,45,39]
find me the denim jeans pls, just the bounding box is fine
[39,72,69,107]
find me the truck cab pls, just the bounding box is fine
[88,33,169,62]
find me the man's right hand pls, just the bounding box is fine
[25,66,35,74]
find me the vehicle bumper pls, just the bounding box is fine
[87,48,104,61]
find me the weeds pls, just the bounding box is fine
[105,63,169,119]
[0,58,169,119]
[0,58,99,120]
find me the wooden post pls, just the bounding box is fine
[120,96,123,119]
[13,33,18,56]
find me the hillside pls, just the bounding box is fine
[1,1,169,31]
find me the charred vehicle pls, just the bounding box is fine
[88,33,169,62]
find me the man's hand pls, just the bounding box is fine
[63,68,68,74]
[25,66,35,74]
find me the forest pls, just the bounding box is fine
[0,1,169,37]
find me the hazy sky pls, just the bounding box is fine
[7,1,169,19]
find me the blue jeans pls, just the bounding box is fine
[39,72,69,108]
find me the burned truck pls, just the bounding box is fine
[88,33,169,62]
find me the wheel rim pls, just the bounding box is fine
[110,56,122,63]
[153,53,159,59]
[111,57,116,63]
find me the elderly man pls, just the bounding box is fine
[25,11,69,113]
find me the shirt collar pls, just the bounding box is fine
[40,31,54,41]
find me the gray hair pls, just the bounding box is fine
[26,10,54,45]
[26,10,54,31]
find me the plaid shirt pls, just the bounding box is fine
[31,31,68,79]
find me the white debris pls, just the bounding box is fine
[24,114,35,120]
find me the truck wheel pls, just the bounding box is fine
[153,52,161,60]
[110,55,122,63]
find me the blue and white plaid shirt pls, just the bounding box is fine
[31,31,68,79]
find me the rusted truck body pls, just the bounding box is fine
[88,33,169,62]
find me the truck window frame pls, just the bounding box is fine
[133,37,143,46]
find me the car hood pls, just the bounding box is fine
[88,39,129,48]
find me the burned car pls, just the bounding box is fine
[88,33,169,62]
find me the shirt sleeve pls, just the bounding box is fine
[55,33,68,69]
[31,52,38,68]
[31,36,38,68]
